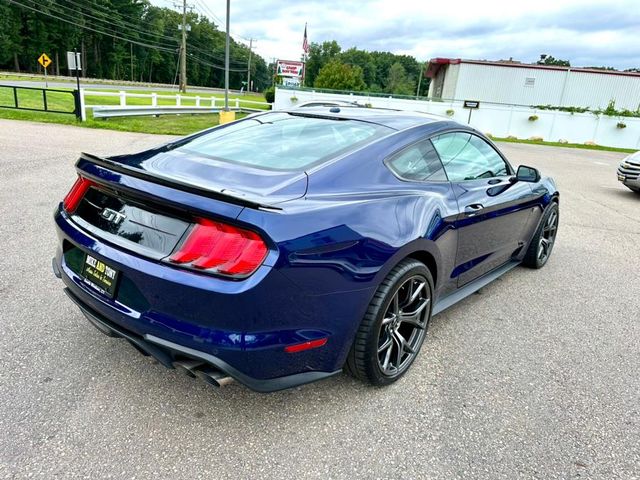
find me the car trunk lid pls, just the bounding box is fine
[104,146,308,206]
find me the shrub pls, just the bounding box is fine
[290,95,298,103]
[533,103,640,118]
[617,122,627,129]
[528,115,539,122]
[263,86,275,104]
[446,109,455,116]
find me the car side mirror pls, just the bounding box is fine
[516,165,541,183]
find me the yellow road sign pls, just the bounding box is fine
[38,53,52,69]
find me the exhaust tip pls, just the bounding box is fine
[194,366,234,388]
[173,359,205,378]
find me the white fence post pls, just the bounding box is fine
[548,110,558,141]
[79,88,86,121]
[235,98,240,108]
[195,96,201,107]
[151,93,157,107]
[119,91,126,107]
[211,97,216,107]
[506,104,514,135]
[592,114,601,142]
[176,94,181,107]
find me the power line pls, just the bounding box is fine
[57,0,182,47]
[188,53,246,72]
[5,0,247,72]
[12,0,249,68]
[193,0,251,43]
[6,0,178,52]
[54,0,248,66]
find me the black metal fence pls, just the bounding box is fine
[0,85,80,119]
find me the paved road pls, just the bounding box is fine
[0,120,638,479]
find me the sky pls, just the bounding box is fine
[156,0,640,69]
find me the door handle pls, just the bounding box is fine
[464,203,484,216]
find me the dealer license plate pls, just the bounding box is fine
[82,253,119,298]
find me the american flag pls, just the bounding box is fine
[302,23,309,54]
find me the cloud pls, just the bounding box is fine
[175,0,640,69]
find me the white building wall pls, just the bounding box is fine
[454,63,567,106]
[275,87,640,150]
[441,63,459,100]
[450,63,640,110]
[562,71,640,110]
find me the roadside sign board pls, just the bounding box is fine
[283,77,301,87]
[38,53,52,69]
[67,51,82,71]
[463,100,480,109]
[276,60,304,78]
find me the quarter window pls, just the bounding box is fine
[431,132,509,181]
[386,139,447,182]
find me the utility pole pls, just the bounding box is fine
[224,0,230,111]
[130,42,134,81]
[247,38,254,93]
[179,0,187,92]
[271,57,276,87]
[416,62,424,99]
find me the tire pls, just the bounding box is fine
[345,259,434,386]
[523,202,559,269]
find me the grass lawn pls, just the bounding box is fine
[0,108,238,135]
[0,84,263,135]
[493,136,636,154]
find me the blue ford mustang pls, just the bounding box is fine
[53,107,559,392]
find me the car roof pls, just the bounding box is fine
[279,106,450,131]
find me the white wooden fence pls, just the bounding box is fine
[79,89,270,120]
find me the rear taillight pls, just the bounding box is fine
[169,218,268,277]
[63,176,95,213]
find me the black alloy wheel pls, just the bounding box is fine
[345,259,433,386]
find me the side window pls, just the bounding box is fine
[386,139,448,182]
[431,132,510,181]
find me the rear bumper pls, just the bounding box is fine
[54,206,374,390]
[62,286,339,392]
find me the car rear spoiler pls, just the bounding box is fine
[77,152,282,211]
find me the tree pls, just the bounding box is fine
[0,3,22,68]
[385,62,414,95]
[0,1,271,90]
[305,40,341,86]
[339,47,376,87]
[538,55,570,67]
[314,60,366,91]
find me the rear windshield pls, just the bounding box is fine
[175,112,392,171]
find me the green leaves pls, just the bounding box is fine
[314,60,366,91]
[305,40,427,96]
[1,1,271,90]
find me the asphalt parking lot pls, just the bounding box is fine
[0,119,638,479]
